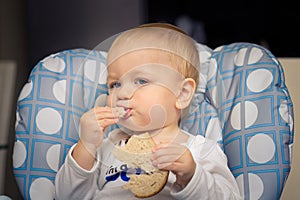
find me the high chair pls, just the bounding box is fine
[13,42,294,199]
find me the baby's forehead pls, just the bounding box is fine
[121,49,173,63]
[107,50,184,77]
[108,49,181,71]
[106,26,198,67]
[108,59,182,78]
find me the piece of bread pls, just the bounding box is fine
[112,133,169,198]
[114,107,126,118]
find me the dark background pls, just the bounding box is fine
[147,0,300,57]
[25,0,300,69]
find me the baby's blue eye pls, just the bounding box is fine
[135,79,148,85]
[109,81,121,89]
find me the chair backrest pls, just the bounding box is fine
[208,43,294,199]
[13,43,294,199]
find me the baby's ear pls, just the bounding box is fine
[175,78,196,109]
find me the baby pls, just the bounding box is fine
[55,23,241,199]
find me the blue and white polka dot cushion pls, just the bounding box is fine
[13,49,108,199]
[207,43,294,199]
[13,43,293,200]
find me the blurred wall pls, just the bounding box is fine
[278,59,300,200]
[0,0,28,199]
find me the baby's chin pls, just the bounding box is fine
[117,121,165,136]
[116,104,168,134]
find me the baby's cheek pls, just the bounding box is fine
[150,104,167,119]
[138,111,152,125]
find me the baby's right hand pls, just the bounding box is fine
[79,106,119,157]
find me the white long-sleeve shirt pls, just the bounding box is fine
[55,129,241,200]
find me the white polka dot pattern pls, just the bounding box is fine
[234,47,263,66]
[46,144,61,172]
[84,60,108,84]
[247,69,273,92]
[99,62,108,84]
[36,108,62,134]
[230,101,258,130]
[12,141,26,168]
[84,60,98,82]
[230,103,241,130]
[248,173,264,200]
[247,134,275,163]
[15,111,20,129]
[234,48,247,66]
[30,178,55,200]
[53,80,66,104]
[248,47,263,65]
[42,57,65,73]
[236,173,264,200]
[244,101,258,128]
[236,175,245,199]
[18,81,33,100]
[279,100,290,123]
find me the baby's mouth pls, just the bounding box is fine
[122,108,132,119]
[115,107,132,119]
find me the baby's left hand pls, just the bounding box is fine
[151,143,196,188]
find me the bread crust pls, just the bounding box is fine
[124,170,169,198]
[112,133,169,198]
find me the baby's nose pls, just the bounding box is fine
[117,84,135,100]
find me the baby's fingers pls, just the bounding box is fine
[93,107,118,120]
[153,143,187,158]
[97,118,118,130]
[152,144,187,167]
[152,154,178,169]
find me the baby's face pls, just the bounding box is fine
[107,49,185,132]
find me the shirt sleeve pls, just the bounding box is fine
[170,136,242,200]
[54,143,101,200]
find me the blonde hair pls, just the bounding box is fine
[107,23,200,85]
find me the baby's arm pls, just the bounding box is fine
[55,107,121,199]
[55,143,101,199]
[72,107,118,170]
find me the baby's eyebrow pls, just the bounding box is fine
[127,65,165,74]
[128,68,153,75]
[107,72,118,80]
